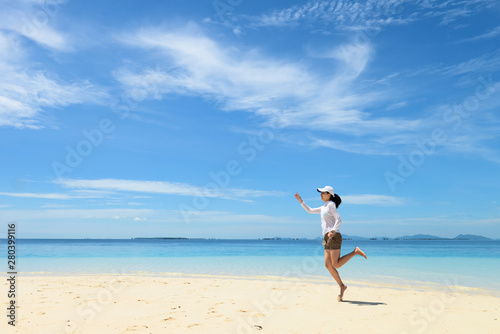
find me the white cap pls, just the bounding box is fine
[317,186,335,196]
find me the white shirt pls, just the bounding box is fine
[301,200,341,235]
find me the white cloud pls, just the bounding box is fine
[460,26,500,42]
[437,7,472,26]
[113,20,498,160]
[0,192,100,200]
[302,194,404,205]
[251,0,409,29]
[0,0,69,51]
[40,203,70,208]
[437,52,500,77]
[0,2,109,129]
[302,136,396,156]
[54,178,286,200]
[342,194,404,206]
[248,0,496,29]
[0,208,155,221]
[386,101,408,110]
[116,24,318,115]
[0,63,109,128]
[437,131,500,164]
[0,208,301,226]
[116,24,423,140]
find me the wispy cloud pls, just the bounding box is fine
[115,23,318,117]
[248,0,410,29]
[0,0,69,51]
[54,178,286,200]
[113,22,500,162]
[246,0,496,30]
[401,50,500,84]
[459,25,500,43]
[0,2,109,129]
[0,192,100,200]
[435,7,473,26]
[342,194,404,206]
[116,24,424,140]
[438,51,500,77]
[40,203,71,208]
[0,207,302,226]
[438,130,500,164]
[0,58,109,128]
[0,208,155,221]
[298,135,397,156]
[303,194,404,206]
[386,101,408,110]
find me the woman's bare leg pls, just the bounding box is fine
[325,250,347,301]
[331,247,367,269]
[325,250,343,285]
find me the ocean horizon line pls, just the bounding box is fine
[5,233,499,241]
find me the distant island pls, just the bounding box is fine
[261,234,494,241]
[395,234,491,241]
[134,237,189,239]
[317,234,494,241]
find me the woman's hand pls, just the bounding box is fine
[294,192,303,203]
[328,232,335,238]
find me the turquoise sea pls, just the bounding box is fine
[4,239,500,294]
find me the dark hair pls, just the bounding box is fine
[329,194,342,208]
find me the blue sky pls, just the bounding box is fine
[1,0,499,239]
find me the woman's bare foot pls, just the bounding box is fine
[355,247,367,259]
[338,284,347,302]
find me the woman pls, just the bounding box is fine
[295,186,367,302]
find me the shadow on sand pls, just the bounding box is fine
[341,300,387,306]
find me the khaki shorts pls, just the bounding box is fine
[323,232,342,250]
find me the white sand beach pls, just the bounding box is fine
[2,273,499,334]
